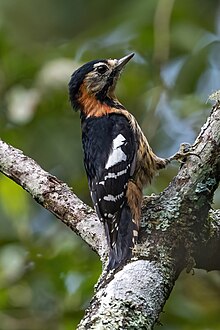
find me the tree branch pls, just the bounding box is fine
[76,103,220,329]
[137,101,220,271]
[0,139,106,260]
[0,102,220,329]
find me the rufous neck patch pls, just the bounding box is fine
[78,83,116,117]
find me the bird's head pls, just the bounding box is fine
[68,53,134,116]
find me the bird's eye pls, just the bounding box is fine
[96,65,108,74]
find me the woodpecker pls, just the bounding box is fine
[69,53,169,270]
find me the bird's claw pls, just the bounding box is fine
[167,143,201,164]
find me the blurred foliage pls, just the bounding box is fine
[0,0,220,329]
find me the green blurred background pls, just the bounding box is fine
[0,0,220,329]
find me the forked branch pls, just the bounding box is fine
[0,102,220,329]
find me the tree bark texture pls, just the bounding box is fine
[0,102,220,329]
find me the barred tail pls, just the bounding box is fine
[106,202,138,271]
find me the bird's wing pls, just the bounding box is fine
[82,114,137,248]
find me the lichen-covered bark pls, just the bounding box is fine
[138,102,220,271]
[76,103,220,329]
[0,102,219,329]
[78,260,177,330]
[0,140,107,260]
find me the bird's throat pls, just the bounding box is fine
[78,84,124,117]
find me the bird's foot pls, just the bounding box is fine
[166,143,200,164]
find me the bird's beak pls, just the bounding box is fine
[115,53,134,71]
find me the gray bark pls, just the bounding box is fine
[0,102,220,329]
[0,140,106,259]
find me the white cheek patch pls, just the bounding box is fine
[105,134,127,169]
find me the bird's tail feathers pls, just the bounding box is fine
[107,202,138,270]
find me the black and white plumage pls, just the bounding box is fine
[82,114,137,269]
[69,53,168,270]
